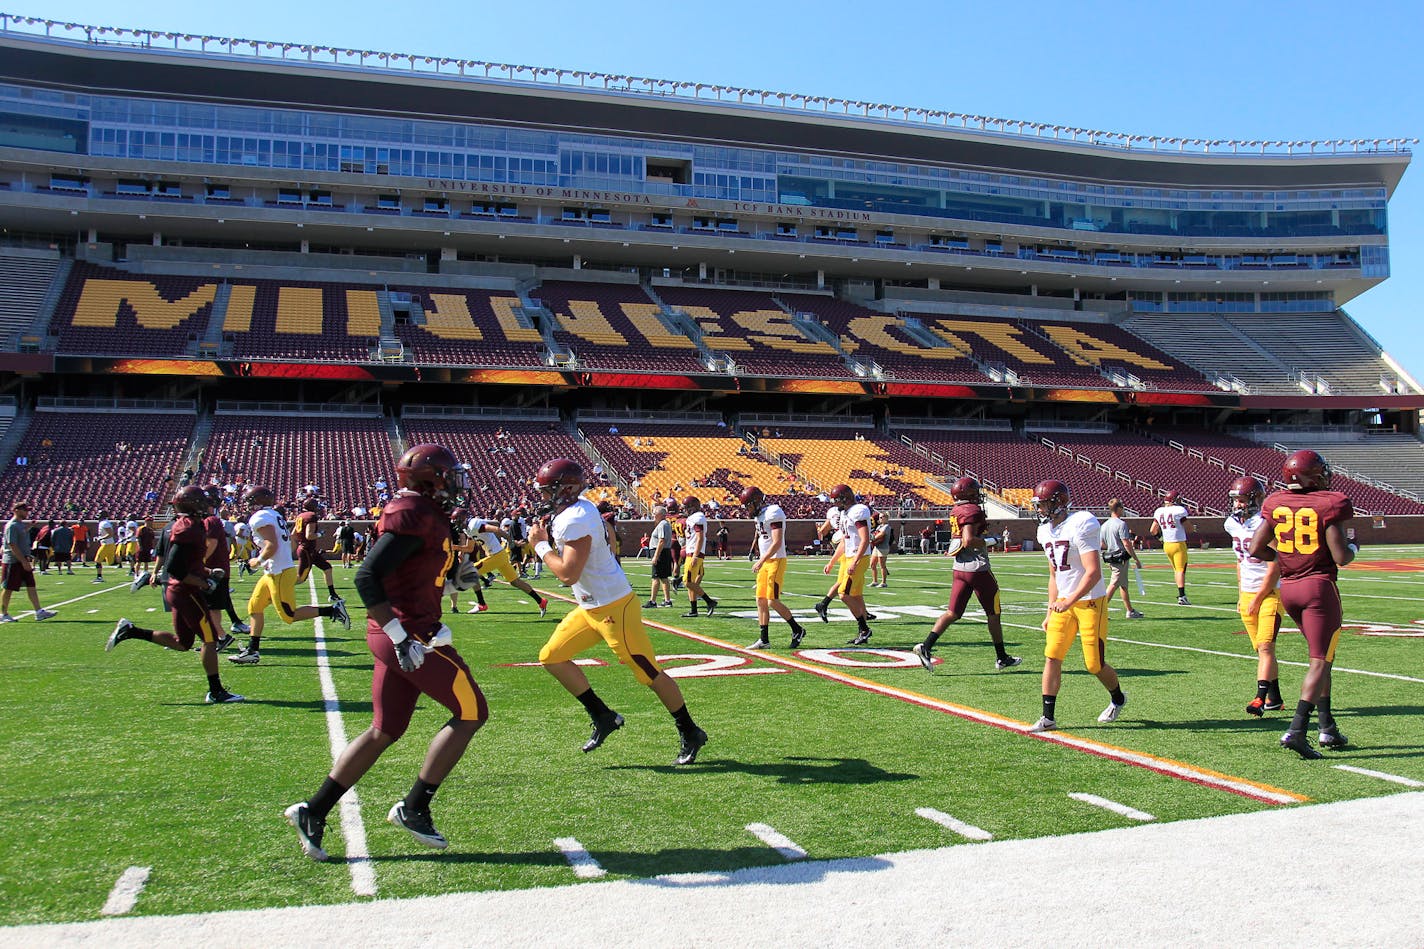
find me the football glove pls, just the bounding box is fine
[430,624,454,649]
[382,617,426,672]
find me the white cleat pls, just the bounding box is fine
[1027,716,1058,733]
[1098,693,1127,723]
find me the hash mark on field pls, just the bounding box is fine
[746,822,807,860]
[87,609,99,614]
[100,866,150,916]
[1334,765,1424,788]
[1070,792,1155,822]
[915,807,993,841]
[554,837,606,878]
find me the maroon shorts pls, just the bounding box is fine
[298,546,332,579]
[1280,575,1344,661]
[367,626,488,741]
[136,548,153,565]
[2,561,35,591]
[165,583,218,650]
[947,569,1000,618]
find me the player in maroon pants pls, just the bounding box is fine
[1249,449,1357,759]
[286,444,487,861]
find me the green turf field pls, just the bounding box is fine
[2,546,1421,925]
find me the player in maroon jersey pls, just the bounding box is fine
[106,487,242,704]
[285,444,487,861]
[1248,449,1357,759]
[913,477,1020,672]
[202,492,245,643]
[294,498,342,604]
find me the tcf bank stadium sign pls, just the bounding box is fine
[423,180,873,221]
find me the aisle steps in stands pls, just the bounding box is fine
[0,250,61,347]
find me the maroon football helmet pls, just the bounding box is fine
[171,485,211,517]
[243,485,276,512]
[950,476,982,504]
[1282,449,1331,492]
[739,485,765,514]
[1228,475,1265,522]
[683,495,702,514]
[1163,489,1181,506]
[534,458,587,514]
[1033,479,1071,524]
[829,483,855,509]
[302,498,322,514]
[396,443,465,510]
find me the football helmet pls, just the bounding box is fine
[683,495,702,514]
[302,498,322,514]
[829,483,855,510]
[1163,490,1180,506]
[396,444,466,510]
[1282,449,1331,492]
[1033,479,1071,524]
[171,486,211,517]
[1228,476,1265,522]
[950,476,982,504]
[534,458,587,514]
[739,485,765,515]
[243,486,276,511]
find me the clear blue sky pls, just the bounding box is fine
[22,0,1424,381]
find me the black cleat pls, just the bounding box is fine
[204,689,245,704]
[328,598,351,630]
[682,610,700,618]
[284,802,328,862]
[675,727,708,765]
[387,801,448,849]
[995,655,1023,671]
[229,647,260,665]
[106,619,137,651]
[1280,730,1323,760]
[789,625,807,650]
[1263,698,1285,712]
[704,598,718,617]
[846,629,872,646]
[814,601,829,623]
[912,642,933,672]
[1318,728,1350,750]
[213,632,235,653]
[582,711,624,753]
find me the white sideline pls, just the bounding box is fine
[308,580,376,897]
[1333,765,1424,788]
[553,838,607,879]
[1068,792,1155,822]
[10,793,1421,947]
[98,867,149,917]
[745,823,807,861]
[914,807,993,841]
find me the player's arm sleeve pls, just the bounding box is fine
[353,532,424,608]
[164,540,194,584]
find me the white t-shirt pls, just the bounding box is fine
[234,521,251,541]
[840,503,873,560]
[1037,510,1107,600]
[684,511,708,556]
[249,508,296,573]
[756,503,787,560]
[97,519,116,544]
[469,517,505,556]
[1153,504,1190,543]
[1225,514,1277,594]
[554,499,631,609]
[116,521,134,544]
[822,506,843,545]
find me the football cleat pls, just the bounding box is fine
[229,647,261,665]
[846,630,872,646]
[675,727,708,766]
[329,598,351,630]
[747,638,771,650]
[1280,730,1323,760]
[1126,610,1145,619]
[214,632,234,653]
[1027,716,1058,733]
[106,619,136,650]
[789,625,807,650]
[1176,596,1191,606]
[129,571,152,593]
[91,577,104,584]
[643,600,658,608]
[1246,697,1266,717]
[284,802,328,862]
[661,600,673,607]
[538,598,549,618]
[34,608,56,622]
[1318,728,1350,750]
[995,655,1023,671]
[912,642,934,672]
[205,689,245,704]
[468,603,489,613]
[1098,694,1126,723]
[814,601,829,623]
[582,711,624,753]
[681,610,700,618]
[704,598,718,617]
[1264,698,1285,712]
[0,614,14,624]
[387,801,448,850]
[231,620,251,635]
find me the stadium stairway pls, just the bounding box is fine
[195,283,233,356]
[0,249,61,348]
[0,407,30,470]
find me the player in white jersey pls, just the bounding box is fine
[1149,490,1193,605]
[742,486,808,650]
[678,498,718,617]
[1028,480,1127,732]
[528,459,707,766]
[466,511,547,615]
[808,503,852,622]
[93,513,117,582]
[810,485,876,645]
[1224,476,1285,717]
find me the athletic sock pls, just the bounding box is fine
[686,603,698,615]
[671,703,697,734]
[1256,680,1271,701]
[1317,695,1336,730]
[404,778,439,815]
[131,626,155,642]
[206,673,224,693]
[1042,695,1057,721]
[923,629,943,649]
[576,687,612,718]
[327,585,338,600]
[758,624,769,641]
[474,587,486,606]
[856,616,871,633]
[995,645,1011,662]
[317,605,338,618]
[1178,586,1186,598]
[308,776,350,822]
[1289,700,1315,735]
[1267,679,1283,704]
[703,595,715,606]
[526,589,543,605]
[1109,687,1125,706]
[247,636,261,651]
[225,604,241,624]
[817,595,832,610]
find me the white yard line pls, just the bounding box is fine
[915,807,993,841]
[553,837,607,879]
[745,823,808,860]
[98,866,150,917]
[1069,792,1154,822]
[1333,765,1424,788]
[308,579,376,898]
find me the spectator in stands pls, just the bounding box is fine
[14,456,27,467]
[592,463,604,481]
[736,444,748,456]
[219,454,231,475]
[761,427,771,437]
[251,435,264,448]
[181,467,194,486]
[608,425,619,434]
[1,503,57,623]
[144,489,160,504]
[716,420,727,429]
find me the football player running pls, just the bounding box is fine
[1150,490,1193,605]
[913,477,1020,673]
[466,509,547,615]
[528,458,707,766]
[106,487,243,704]
[742,486,808,650]
[820,485,875,646]
[229,487,349,665]
[1248,450,1357,759]
[1029,480,1127,732]
[679,497,718,618]
[1224,476,1284,718]
[294,498,343,605]
[286,444,489,861]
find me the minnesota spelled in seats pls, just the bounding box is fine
[390,286,546,367]
[52,262,218,357]
[535,281,704,373]
[1030,319,1218,392]
[905,311,1109,389]
[655,285,854,378]
[757,426,953,509]
[222,281,374,362]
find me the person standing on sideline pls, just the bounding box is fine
[742,486,808,650]
[1101,500,1144,618]
[1028,480,1126,732]
[286,444,488,861]
[679,497,718,618]
[1249,450,1356,759]
[49,520,74,575]
[528,458,707,766]
[1,502,57,622]
[913,477,1019,673]
[919,523,933,555]
[645,505,674,608]
[1224,476,1284,718]
[868,512,893,588]
[1150,490,1192,605]
[818,485,875,646]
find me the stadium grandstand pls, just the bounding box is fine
[0,13,1422,544]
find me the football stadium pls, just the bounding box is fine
[1,11,1421,945]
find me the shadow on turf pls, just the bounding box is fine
[607,755,917,785]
